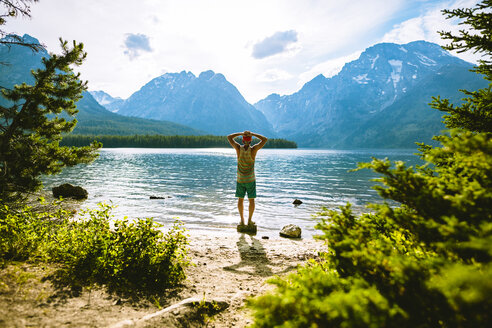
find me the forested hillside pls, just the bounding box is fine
[60,135,297,148]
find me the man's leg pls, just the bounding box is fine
[248,198,255,225]
[238,198,245,225]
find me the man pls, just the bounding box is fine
[227,130,268,227]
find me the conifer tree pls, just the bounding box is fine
[431,0,492,132]
[248,1,492,327]
[0,39,101,201]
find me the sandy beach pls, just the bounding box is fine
[0,227,324,327]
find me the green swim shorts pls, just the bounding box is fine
[235,181,256,199]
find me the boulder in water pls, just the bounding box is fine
[279,224,301,238]
[52,183,88,200]
[237,223,257,234]
[293,199,303,205]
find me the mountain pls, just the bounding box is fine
[115,70,275,136]
[335,64,487,148]
[0,34,204,136]
[88,90,124,113]
[255,41,487,148]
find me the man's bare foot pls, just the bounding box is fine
[247,221,255,226]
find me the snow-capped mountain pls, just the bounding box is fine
[116,70,275,136]
[255,41,484,148]
[88,90,124,113]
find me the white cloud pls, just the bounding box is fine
[257,69,293,82]
[252,30,299,59]
[123,33,152,60]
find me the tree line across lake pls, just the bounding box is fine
[60,134,297,148]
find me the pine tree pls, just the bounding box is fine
[431,0,492,132]
[0,39,101,201]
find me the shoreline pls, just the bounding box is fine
[1,199,325,327]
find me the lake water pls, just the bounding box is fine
[42,148,419,237]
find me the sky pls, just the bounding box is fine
[4,0,483,103]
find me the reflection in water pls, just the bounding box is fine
[42,148,419,237]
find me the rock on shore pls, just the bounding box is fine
[279,224,302,238]
[52,183,88,200]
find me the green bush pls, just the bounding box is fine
[0,202,189,294]
[249,136,492,328]
[0,201,63,262]
[247,2,492,326]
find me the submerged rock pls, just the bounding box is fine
[150,195,166,199]
[293,199,303,205]
[237,224,257,234]
[280,224,302,238]
[52,183,88,200]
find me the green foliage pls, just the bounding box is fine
[248,1,492,327]
[431,85,492,133]
[249,134,492,327]
[59,134,297,149]
[0,202,189,295]
[439,0,492,78]
[432,0,492,132]
[0,39,101,201]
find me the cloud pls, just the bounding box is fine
[123,33,153,59]
[252,30,298,59]
[257,69,293,82]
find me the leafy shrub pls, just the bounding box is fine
[0,201,63,262]
[248,2,492,326]
[249,132,492,328]
[0,202,189,294]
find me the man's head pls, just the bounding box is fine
[243,131,252,145]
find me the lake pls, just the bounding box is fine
[42,148,420,237]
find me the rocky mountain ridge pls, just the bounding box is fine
[0,34,203,136]
[112,70,275,136]
[254,40,483,148]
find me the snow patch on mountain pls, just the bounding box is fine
[89,90,124,112]
[415,52,437,66]
[353,73,370,84]
[388,59,402,89]
[370,54,379,69]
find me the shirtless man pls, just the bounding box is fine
[227,130,268,226]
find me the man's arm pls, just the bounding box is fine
[251,132,268,150]
[227,132,242,151]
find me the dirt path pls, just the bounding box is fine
[0,229,324,327]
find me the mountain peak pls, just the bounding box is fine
[0,33,47,53]
[0,33,39,44]
[89,90,124,112]
[300,74,327,92]
[255,39,481,147]
[199,70,216,80]
[115,70,274,136]
[20,34,41,45]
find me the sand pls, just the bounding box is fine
[0,227,324,327]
